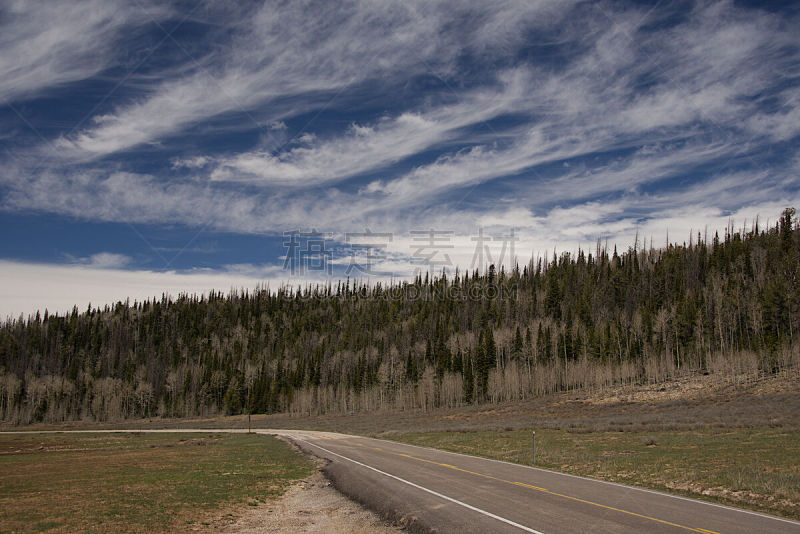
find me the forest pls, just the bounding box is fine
[1,208,798,424]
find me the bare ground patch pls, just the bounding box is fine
[209,470,402,534]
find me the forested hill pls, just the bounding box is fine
[1,209,798,424]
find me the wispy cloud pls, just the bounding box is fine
[68,252,133,269]
[0,0,170,102]
[54,1,572,159]
[1,0,799,318]
[208,69,537,186]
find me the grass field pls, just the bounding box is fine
[3,372,798,527]
[0,432,315,533]
[387,427,800,520]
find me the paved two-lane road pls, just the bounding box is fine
[5,428,798,533]
[278,430,800,534]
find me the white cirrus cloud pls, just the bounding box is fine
[0,0,171,102]
[209,69,534,186]
[54,1,577,159]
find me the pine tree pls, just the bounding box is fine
[0,208,797,422]
[512,326,524,360]
[462,350,474,403]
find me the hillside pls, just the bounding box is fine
[1,208,798,424]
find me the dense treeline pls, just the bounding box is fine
[1,209,798,424]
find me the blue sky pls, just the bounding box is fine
[1,0,799,318]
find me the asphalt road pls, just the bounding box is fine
[277,430,800,534]
[5,428,799,533]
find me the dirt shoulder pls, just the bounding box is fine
[209,469,402,534]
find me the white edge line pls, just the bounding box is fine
[295,438,545,534]
[362,434,800,527]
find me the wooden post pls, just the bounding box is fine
[248,413,251,434]
[532,431,536,465]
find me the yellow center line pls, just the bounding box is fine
[340,438,382,452]
[388,450,719,534]
[399,453,512,486]
[540,488,720,534]
[512,481,548,492]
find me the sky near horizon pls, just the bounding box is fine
[1,0,799,319]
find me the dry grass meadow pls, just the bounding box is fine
[0,433,314,533]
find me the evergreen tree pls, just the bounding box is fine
[0,208,797,423]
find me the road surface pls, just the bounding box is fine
[4,428,799,533]
[278,430,800,534]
